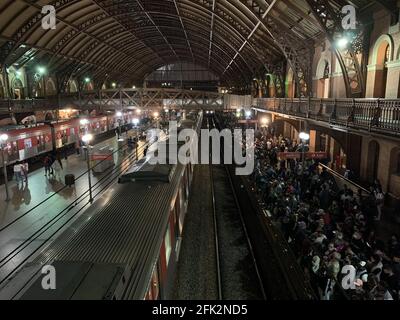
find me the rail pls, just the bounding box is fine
[0,142,150,287]
[213,114,315,299]
[0,123,155,233]
[317,163,371,196]
[254,97,400,136]
[0,88,235,112]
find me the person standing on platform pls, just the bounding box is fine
[43,155,51,176]
[143,145,149,157]
[374,187,385,221]
[56,152,64,170]
[22,161,29,183]
[53,156,62,179]
[13,161,22,185]
[49,154,56,176]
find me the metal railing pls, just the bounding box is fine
[255,98,400,135]
[0,88,231,113]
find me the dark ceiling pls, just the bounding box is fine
[0,0,380,89]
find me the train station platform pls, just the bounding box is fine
[0,129,147,286]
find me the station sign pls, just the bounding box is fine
[277,152,328,160]
[91,154,113,161]
[237,120,259,124]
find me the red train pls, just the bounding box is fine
[0,113,134,167]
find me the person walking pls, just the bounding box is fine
[56,152,64,170]
[53,156,62,179]
[49,154,56,176]
[22,161,29,183]
[44,155,51,176]
[13,161,22,185]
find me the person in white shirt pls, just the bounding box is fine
[13,162,22,185]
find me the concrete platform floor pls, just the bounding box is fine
[0,130,146,285]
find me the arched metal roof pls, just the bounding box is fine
[0,0,379,90]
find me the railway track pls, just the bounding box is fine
[173,116,265,300]
[208,116,266,300]
[0,142,149,290]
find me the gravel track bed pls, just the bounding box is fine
[212,165,264,300]
[173,165,218,300]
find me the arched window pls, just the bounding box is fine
[13,78,24,99]
[385,45,390,64]
[397,152,400,174]
[323,61,330,79]
[368,35,393,98]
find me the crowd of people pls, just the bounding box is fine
[249,127,400,300]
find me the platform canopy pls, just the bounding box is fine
[0,0,379,90]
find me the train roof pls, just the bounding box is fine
[4,149,185,300]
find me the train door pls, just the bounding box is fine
[62,129,68,146]
[50,125,57,151]
[6,140,19,162]
[21,138,34,159]
[70,127,77,143]
[37,135,46,153]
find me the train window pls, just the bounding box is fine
[37,136,45,152]
[151,267,159,300]
[6,141,19,161]
[164,223,172,268]
[61,130,68,145]
[24,139,32,149]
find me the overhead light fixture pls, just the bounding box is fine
[84,77,90,83]
[82,134,93,143]
[299,132,310,141]
[37,66,46,75]
[0,133,9,143]
[336,36,349,49]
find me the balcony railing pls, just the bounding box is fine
[255,98,400,135]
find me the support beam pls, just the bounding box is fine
[305,0,366,98]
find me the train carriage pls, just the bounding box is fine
[53,120,79,149]
[3,145,195,300]
[1,114,202,300]
[0,113,135,168]
[3,125,53,163]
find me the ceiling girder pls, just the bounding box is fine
[305,0,366,98]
